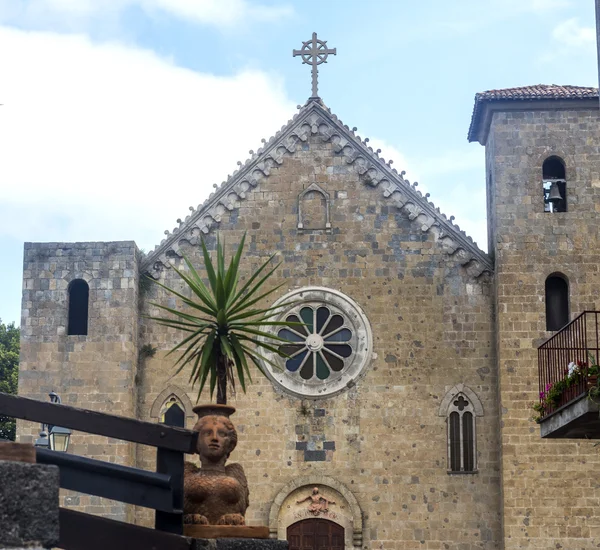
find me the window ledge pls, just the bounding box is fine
[447,470,478,475]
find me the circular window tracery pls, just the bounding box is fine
[278,306,353,381]
[261,287,372,399]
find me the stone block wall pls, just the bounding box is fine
[136,134,502,548]
[488,107,600,548]
[17,241,140,521]
[0,460,59,549]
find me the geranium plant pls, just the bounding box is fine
[532,354,600,422]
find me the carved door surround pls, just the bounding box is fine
[268,475,363,549]
[287,518,344,550]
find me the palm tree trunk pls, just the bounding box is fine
[216,353,227,405]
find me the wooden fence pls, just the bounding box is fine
[0,391,200,550]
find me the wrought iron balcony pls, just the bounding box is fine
[537,311,600,438]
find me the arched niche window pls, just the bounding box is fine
[149,386,194,426]
[159,395,184,423]
[542,156,567,213]
[67,279,89,336]
[545,273,569,331]
[439,385,483,474]
[297,183,331,231]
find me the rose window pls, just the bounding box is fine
[278,306,353,381]
[260,287,372,399]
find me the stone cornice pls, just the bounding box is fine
[142,99,493,279]
[468,97,599,146]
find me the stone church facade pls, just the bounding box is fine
[16,84,600,549]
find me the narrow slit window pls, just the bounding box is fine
[542,156,567,213]
[462,412,474,472]
[545,274,569,331]
[68,279,89,336]
[449,412,461,472]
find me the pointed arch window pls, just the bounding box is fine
[545,273,569,331]
[439,385,482,474]
[159,395,184,423]
[68,279,89,336]
[543,156,567,213]
[447,395,476,473]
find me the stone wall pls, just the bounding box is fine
[488,107,600,548]
[17,241,140,521]
[137,133,501,548]
[0,460,59,549]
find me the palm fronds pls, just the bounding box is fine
[147,233,296,404]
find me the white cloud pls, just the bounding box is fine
[0,26,296,251]
[355,139,487,251]
[0,0,293,29]
[552,18,595,49]
[518,0,570,13]
[366,138,417,182]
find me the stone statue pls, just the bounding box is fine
[183,405,249,526]
[297,487,336,515]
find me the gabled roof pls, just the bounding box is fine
[468,84,599,144]
[142,99,493,279]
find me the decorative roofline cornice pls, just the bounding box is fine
[142,99,493,279]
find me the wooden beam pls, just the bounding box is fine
[0,392,198,453]
[156,404,185,534]
[37,448,179,513]
[58,508,197,550]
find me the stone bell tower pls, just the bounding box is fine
[469,84,600,549]
[18,241,141,520]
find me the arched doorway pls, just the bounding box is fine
[287,519,344,550]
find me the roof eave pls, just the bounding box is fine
[468,97,600,146]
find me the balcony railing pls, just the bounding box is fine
[538,311,600,419]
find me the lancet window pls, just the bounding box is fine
[67,279,89,336]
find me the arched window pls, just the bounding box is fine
[545,274,569,331]
[297,183,331,230]
[159,395,184,423]
[447,395,476,473]
[439,385,482,474]
[67,279,89,336]
[149,386,194,425]
[542,156,567,213]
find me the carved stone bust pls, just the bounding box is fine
[183,405,249,526]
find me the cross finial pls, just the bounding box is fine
[293,32,336,100]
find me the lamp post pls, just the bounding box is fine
[34,392,71,452]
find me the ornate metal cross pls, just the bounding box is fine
[293,32,336,99]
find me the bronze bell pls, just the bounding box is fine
[548,181,563,202]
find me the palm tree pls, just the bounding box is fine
[147,233,295,404]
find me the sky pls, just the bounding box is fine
[0,0,597,326]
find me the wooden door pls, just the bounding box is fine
[287,519,344,550]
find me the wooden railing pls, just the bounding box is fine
[538,311,600,418]
[0,391,199,550]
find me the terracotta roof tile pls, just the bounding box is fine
[475,84,598,101]
[468,84,599,143]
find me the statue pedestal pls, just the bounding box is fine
[185,529,287,549]
[184,525,269,539]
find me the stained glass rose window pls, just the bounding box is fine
[261,288,372,398]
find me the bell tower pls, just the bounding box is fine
[468,84,600,549]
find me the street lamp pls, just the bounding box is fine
[34,429,49,449]
[34,392,71,452]
[49,425,71,452]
